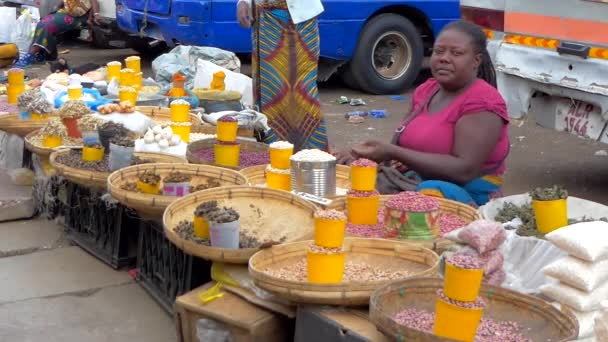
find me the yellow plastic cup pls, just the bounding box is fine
[314,217,347,248]
[444,262,484,302]
[7,69,24,86]
[30,113,47,120]
[307,250,345,283]
[7,84,24,104]
[351,166,377,191]
[136,181,161,194]
[193,215,210,239]
[217,121,238,142]
[119,88,138,105]
[532,199,568,234]
[125,56,141,73]
[171,125,191,143]
[67,86,83,100]
[434,297,484,342]
[43,135,62,148]
[214,143,240,167]
[269,147,293,169]
[347,194,379,225]
[82,147,105,162]
[170,102,191,122]
[266,169,291,191]
[119,68,136,87]
[134,72,143,90]
[107,61,121,82]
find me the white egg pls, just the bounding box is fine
[170,135,181,146]
[154,134,163,142]
[152,125,163,134]
[158,139,169,148]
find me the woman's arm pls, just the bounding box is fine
[353,112,504,184]
[89,0,101,24]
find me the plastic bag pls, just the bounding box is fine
[595,301,608,341]
[546,221,608,262]
[457,246,504,275]
[14,10,33,56]
[540,281,608,312]
[484,269,506,286]
[543,257,608,293]
[457,220,506,254]
[196,319,234,342]
[0,7,17,44]
[0,132,24,170]
[194,60,253,107]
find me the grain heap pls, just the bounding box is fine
[39,118,67,148]
[169,99,192,143]
[346,159,379,225]
[540,221,608,339]
[17,88,53,119]
[214,115,240,167]
[384,191,441,240]
[307,209,348,283]
[266,141,294,191]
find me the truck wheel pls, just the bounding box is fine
[129,37,168,56]
[349,14,424,94]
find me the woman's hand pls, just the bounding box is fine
[351,140,394,163]
[237,1,251,28]
[333,149,356,165]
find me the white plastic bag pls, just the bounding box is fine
[546,221,608,262]
[92,112,155,135]
[196,319,234,342]
[543,257,608,293]
[14,10,34,56]
[540,281,608,312]
[0,7,16,43]
[194,59,253,107]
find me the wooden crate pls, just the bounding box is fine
[174,282,293,342]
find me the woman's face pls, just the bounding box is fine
[430,29,481,90]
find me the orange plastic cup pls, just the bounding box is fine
[107,61,122,82]
[193,215,210,239]
[119,88,138,106]
[444,261,484,302]
[314,217,347,248]
[351,165,377,191]
[217,121,238,142]
[214,143,240,167]
[434,297,484,342]
[269,147,293,169]
[307,250,345,283]
[125,56,141,73]
[266,169,291,191]
[347,194,379,225]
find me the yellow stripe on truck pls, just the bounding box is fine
[503,34,608,60]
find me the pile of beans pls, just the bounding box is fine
[446,253,484,270]
[315,209,346,221]
[458,220,506,254]
[351,158,377,167]
[174,220,267,248]
[55,150,109,172]
[308,243,344,254]
[457,246,504,275]
[191,148,269,168]
[217,115,237,122]
[265,259,410,282]
[0,100,19,113]
[393,308,532,342]
[484,269,506,286]
[437,289,485,309]
[438,213,468,236]
[386,192,439,212]
[347,189,379,198]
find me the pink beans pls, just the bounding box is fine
[457,246,504,275]
[446,253,484,270]
[458,220,506,254]
[347,189,379,198]
[192,148,269,168]
[315,209,346,220]
[217,116,237,122]
[439,213,468,237]
[351,158,377,167]
[437,289,486,309]
[386,192,439,212]
[346,208,386,238]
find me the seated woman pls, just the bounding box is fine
[337,21,509,207]
[13,0,101,67]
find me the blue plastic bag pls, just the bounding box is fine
[54,88,110,111]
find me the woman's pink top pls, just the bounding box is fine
[398,78,510,175]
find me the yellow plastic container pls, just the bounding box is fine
[125,56,141,73]
[119,68,136,87]
[170,102,191,122]
[314,217,347,248]
[434,297,484,342]
[7,84,24,104]
[193,215,210,239]
[532,199,568,234]
[269,147,293,169]
[30,113,46,120]
[136,181,161,195]
[8,68,24,85]
[214,143,240,168]
[444,262,484,302]
[134,72,143,90]
[217,121,238,142]
[210,71,226,90]
[266,169,291,191]
[119,88,138,105]
[346,194,379,225]
[307,250,345,283]
[67,86,83,100]
[43,135,62,148]
[82,147,105,162]
[171,125,191,143]
[107,61,122,82]
[351,166,377,191]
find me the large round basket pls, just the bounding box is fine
[108,163,248,217]
[239,164,351,198]
[163,186,318,264]
[249,238,439,306]
[50,149,187,189]
[369,277,579,342]
[136,105,205,129]
[0,113,52,137]
[186,138,269,171]
[327,195,481,254]
[24,129,85,157]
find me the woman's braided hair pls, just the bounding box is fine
[441,21,497,88]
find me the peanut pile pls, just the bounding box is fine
[265,259,411,282]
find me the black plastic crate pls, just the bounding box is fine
[64,181,139,269]
[33,175,67,220]
[136,219,212,314]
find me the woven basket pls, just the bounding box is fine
[24,129,85,157]
[248,238,439,306]
[369,278,579,342]
[239,164,351,198]
[163,185,318,264]
[0,113,53,137]
[136,105,205,130]
[108,163,248,217]
[50,149,187,189]
[327,195,481,254]
[186,138,269,171]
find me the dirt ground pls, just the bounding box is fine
[28,42,608,204]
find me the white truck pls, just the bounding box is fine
[461,0,608,144]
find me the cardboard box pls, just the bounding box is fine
[294,307,390,342]
[174,282,293,342]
